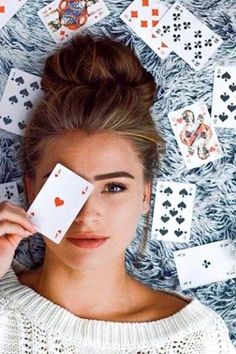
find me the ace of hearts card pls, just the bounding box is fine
[168,101,224,169]
[27,163,94,244]
[120,0,171,60]
[38,0,110,43]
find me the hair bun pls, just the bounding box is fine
[42,35,156,109]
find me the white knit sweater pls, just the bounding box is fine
[0,267,235,354]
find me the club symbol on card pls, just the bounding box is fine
[3,116,12,125]
[162,200,171,209]
[19,88,29,98]
[30,81,40,90]
[54,197,64,207]
[9,95,18,105]
[24,101,33,110]
[161,214,170,223]
[202,259,211,268]
[18,121,27,130]
[176,215,185,224]
[170,208,178,217]
[82,186,88,195]
[159,227,168,236]
[177,201,187,210]
[15,76,25,86]
[219,113,228,122]
[55,169,61,177]
[221,72,231,81]
[220,93,230,102]
[5,187,14,200]
[229,83,236,92]
[55,229,62,238]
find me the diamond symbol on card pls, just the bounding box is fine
[0,6,5,13]
[131,10,138,18]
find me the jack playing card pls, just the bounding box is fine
[168,101,224,169]
[27,163,94,244]
[174,240,236,290]
[211,65,236,128]
[0,0,28,30]
[151,181,196,243]
[0,181,20,205]
[38,0,110,43]
[153,1,223,70]
[120,0,171,60]
[0,68,43,136]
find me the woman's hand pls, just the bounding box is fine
[0,201,37,278]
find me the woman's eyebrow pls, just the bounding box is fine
[42,171,135,180]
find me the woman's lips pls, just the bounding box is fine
[66,237,109,248]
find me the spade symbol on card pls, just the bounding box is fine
[177,201,187,210]
[24,100,33,110]
[163,187,173,196]
[54,197,64,207]
[55,169,61,177]
[162,200,171,209]
[30,81,40,91]
[159,227,168,236]
[18,121,27,130]
[221,72,231,81]
[9,95,18,105]
[220,93,230,102]
[3,116,12,125]
[19,88,29,98]
[55,229,62,238]
[170,208,178,217]
[219,113,228,122]
[176,215,185,224]
[161,214,170,223]
[82,186,88,195]
[227,103,236,112]
[174,228,183,237]
[29,212,35,219]
[229,83,236,92]
[179,188,189,197]
[15,76,25,86]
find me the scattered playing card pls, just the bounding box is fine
[153,1,223,70]
[0,68,43,136]
[120,0,171,59]
[38,0,110,43]
[174,240,236,290]
[0,181,20,204]
[151,181,196,243]
[27,163,94,244]
[0,0,28,30]
[168,101,224,169]
[211,65,236,128]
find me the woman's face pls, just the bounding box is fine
[26,131,151,271]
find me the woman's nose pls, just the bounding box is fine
[74,192,101,225]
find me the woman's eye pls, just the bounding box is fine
[103,183,127,194]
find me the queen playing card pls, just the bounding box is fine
[212,65,236,129]
[27,163,94,244]
[168,101,224,169]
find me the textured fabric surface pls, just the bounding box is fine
[0,0,235,348]
[0,267,235,354]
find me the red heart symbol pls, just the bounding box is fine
[209,146,215,152]
[55,197,64,207]
[177,118,183,123]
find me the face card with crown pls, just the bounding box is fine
[153,1,223,70]
[38,0,110,43]
[151,181,196,243]
[27,163,94,244]
[174,240,236,290]
[120,0,171,59]
[168,101,224,169]
[211,66,236,128]
[0,0,28,30]
[0,68,43,136]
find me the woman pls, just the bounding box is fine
[0,35,234,353]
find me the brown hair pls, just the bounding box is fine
[21,34,165,262]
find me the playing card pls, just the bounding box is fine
[153,1,223,70]
[174,240,236,290]
[151,181,196,243]
[27,163,94,244]
[38,0,110,43]
[120,0,171,60]
[0,181,20,204]
[211,65,236,128]
[0,0,28,30]
[168,101,224,169]
[0,68,43,137]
